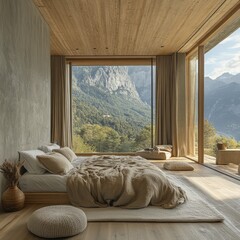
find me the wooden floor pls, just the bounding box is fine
[1,159,240,240]
[188,154,240,180]
[204,156,240,181]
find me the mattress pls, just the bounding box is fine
[19,156,88,192]
[19,173,67,192]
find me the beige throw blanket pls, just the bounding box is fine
[67,156,187,209]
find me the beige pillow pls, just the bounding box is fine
[163,161,194,171]
[37,152,73,175]
[53,147,77,162]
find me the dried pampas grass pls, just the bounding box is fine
[0,160,24,187]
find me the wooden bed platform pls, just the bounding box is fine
[25,193,70,204]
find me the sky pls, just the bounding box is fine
[205,28,240,79]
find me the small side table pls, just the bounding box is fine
[216,149,240,165]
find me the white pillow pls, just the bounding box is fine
[38,143,60,153]
[19,150,47,174]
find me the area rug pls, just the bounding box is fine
[80,175,224,223]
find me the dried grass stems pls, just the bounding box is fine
[0,160,24,187]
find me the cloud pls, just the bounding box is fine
[205,29,240,79]
[205,57,217,64]
[230,42,240,49]
[207,53,240,79]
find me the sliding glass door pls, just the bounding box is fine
[204,28,240,163]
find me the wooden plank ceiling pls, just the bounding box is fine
[33,0,239,56]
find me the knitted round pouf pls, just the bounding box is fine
[27,205,87,238]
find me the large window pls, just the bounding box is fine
[71,60,155,153]
[204,28,240,159]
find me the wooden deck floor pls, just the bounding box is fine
[0,159,240,240]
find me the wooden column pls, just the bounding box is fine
[198,46,204,164]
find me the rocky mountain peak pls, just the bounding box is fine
[204,72,240,140]
[216,72,233,81]
[76,66,140,100]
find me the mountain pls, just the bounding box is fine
[204,73,240,140]
[204,76,225,94]
[216,72,240,85]
[72,66,152,137]
[215,72,233,82]
[72,66,240,142]
[73,66,141,101]
[128,66,152,105]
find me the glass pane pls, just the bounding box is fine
[204,28,240,163]
[72,65,155,153]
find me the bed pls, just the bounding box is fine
[19,157,86,192]
[19,155,187,209]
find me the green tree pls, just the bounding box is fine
[80,124,121,152]
[212,136,239,155]
[134,125,152,150]
[118,136,135,152]
[203,120,240,156]
[72,134,95,153]
[204,120,216,149]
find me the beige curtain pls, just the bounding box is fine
[51,56,72,147]
[186,57,197,156]
[155,53,187,157]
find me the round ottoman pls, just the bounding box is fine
[27,205,87,238]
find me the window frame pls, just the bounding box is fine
[69,57,156,154]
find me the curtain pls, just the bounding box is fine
[186,57,197,156]
[155,55,175,145]
[155,53,187,157]
[51,56,72,147]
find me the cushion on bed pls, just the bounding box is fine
[163,161,194,171]
[39,143,60,153]
[37,152,73,175]
[19,150,46,174]
[53,147,77,162]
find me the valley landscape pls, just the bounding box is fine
[72,65,240,154]
[72,66,153,152]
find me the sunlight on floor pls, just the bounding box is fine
[184,175,240,201]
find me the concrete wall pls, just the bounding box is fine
[0,0,50,197]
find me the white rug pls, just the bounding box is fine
[80,176,224,223]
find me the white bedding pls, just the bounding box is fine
[19,157,88,192]
[19,173,67,192]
